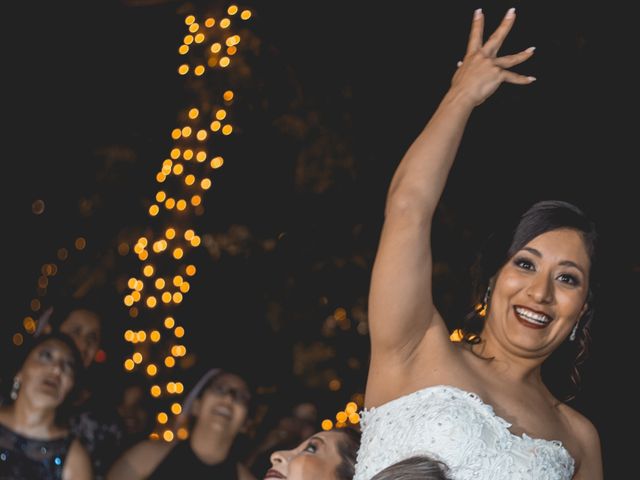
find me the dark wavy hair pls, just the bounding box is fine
[7,331,85,425]
[370,455,451,480]
[334,427,361,480]
[463,200,599,400]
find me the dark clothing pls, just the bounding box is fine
[0,422,73,480]
[70,407,124,480]
[148,440,239,480]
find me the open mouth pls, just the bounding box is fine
[514,306,552,329]
[40,378,61,394]
[212,405,232,419]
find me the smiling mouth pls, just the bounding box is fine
[212,406,232,419]
[514,306,552,329]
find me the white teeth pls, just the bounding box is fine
[214,406,232,418]
[515,307,550,325]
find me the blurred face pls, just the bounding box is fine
[266,431,344,480]
[60,309,101,368]
[118,385,149,435]
[192,373,250,436]
[15,339,77,409]
[487,229,590,357]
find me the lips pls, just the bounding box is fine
[264,470,285,479]
[514,305,553,329]
[212,405,232,419]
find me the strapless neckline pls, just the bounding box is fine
[362,384,571,456]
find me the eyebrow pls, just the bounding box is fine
[520,247,586,275]
[309,436,326,445]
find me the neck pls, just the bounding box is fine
[189,422,236,464]
[476,325,546,385]
[9,398,59,438]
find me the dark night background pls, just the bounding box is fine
[2,0,637,476]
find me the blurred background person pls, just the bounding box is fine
[0,331,92,479]
[107,367,256,480]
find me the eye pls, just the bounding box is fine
[61,360,75,376]
[303,441,318,453]
[557,273,580,286]
[513,257,535,271]
[38,348,54,361]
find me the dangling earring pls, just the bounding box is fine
[479,286,491,316]
[569,322,579,342]
[10,377,20,401]
[483,286,491,307]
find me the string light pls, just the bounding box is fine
[119,5,251,441]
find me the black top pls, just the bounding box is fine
[0,422,73,480]
[148,440,239,480]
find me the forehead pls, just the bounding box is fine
[524,229,590,260]
[62,310,101,330]
[29,339,74,360]
[209,373,249,390]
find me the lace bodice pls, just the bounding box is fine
[354,385,575,480]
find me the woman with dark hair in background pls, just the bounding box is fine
[37,297,125,480]
[265,427,360,480]
[0,332,92,479]
[107,368,256,480]
[355,8,602,480]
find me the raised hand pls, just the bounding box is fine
[451,8,535,107]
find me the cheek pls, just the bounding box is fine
[61,375,75,396]
[288,457,326,480]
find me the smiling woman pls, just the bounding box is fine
[0,332,92,480]
[106,368,256,480]
[355,8,603,480]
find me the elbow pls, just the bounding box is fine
[384,189,435,223]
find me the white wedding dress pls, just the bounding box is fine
[353,385,575,480]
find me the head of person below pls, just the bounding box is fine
[106,368,256,480]
[369,455,452,480]
[0,332,93,480]
[356,7,603,480]
[264,427,360,480]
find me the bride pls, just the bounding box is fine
[355,8,602,480]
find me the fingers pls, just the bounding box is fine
[494,47,536,69]
[483,7,517,57]
[465,8,485,54]
[501,70,536,85]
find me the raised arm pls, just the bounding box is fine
[367,9,535,376]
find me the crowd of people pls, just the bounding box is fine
[1,8,604,480]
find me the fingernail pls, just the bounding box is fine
[474,8,483,19]
[505,7,516,18]
[526,46,536,53]
[527,76,537,82]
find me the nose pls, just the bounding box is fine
[526,273,554,304]
[270,449,289,466]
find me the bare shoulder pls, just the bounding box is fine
[558,404,603,479]
[238,462,257,480]
[560,403,600,447]
[63,439,92,480]
[125,438,173,458]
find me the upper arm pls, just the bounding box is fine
[62,439,93,480]
[368,205,448,361]
[106,440,169,480]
